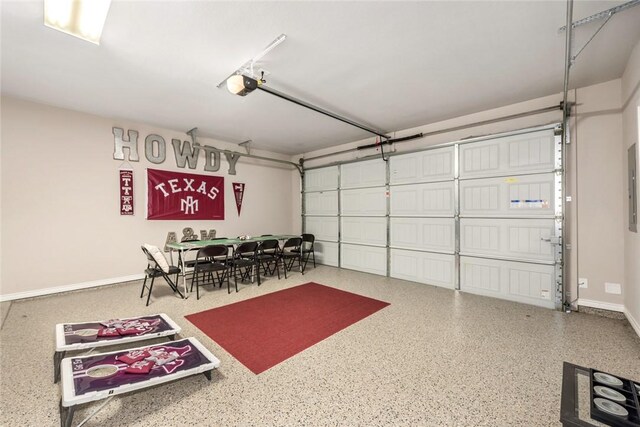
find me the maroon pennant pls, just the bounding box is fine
[120,170,134,215]
[233,182,245,215]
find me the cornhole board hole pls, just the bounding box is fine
[54,313,181,383]
[59,337,220,427]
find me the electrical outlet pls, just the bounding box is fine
[605,282,622,294]
[578,278,588,289]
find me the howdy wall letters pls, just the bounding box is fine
[113,127,240,175]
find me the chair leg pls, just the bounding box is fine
[190,269,197,293]
[312,250,316,267]
[165,274,185,299]
[194,269,200,300]
[140,275,148,298]
[146,276,155,306]
[232,274,238,293]
[231,266,237,294]
[256,261,261,286]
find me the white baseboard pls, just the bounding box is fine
[0,274,145,302]
[624,307,640,338]
[577,298,625,313]
[577,299,640,339]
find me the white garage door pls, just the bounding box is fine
[458,129,562,308]
[389,146,456,288]
[302,125,562,309]
[340,159,388,275]
[303,166,339,267]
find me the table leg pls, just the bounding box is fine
[178,249,189,299]
[54,350,66,383]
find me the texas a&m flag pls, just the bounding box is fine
[147,169,224,220]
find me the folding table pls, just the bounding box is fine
[54,313,181,383]
[166,234,300,295]
[59,337,220,427]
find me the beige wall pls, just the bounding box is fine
[622,39,640,333]
[574,80,625,308]
[293,79,630,311]
[0,96,296,299]
[1,74,634,319]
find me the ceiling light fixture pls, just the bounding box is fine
[44,0,112,45]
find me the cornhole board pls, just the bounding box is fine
[59,337,220,427]
[54,313,181,383]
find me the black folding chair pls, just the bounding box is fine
[280,237,303,278]
[190,245,230,299]
[140,246,184,306]
[291,233,316,272]
[257,239,283,279]
[181,237,201,269]
[228,241,260,291]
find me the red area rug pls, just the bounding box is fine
[185,282,389,374]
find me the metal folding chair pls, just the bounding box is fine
[140,246,184,306]
[191,245,230,299]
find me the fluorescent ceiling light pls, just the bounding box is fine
[44,0,112,45]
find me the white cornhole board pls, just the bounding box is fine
[59,337,220,427]
[54,313,182,383]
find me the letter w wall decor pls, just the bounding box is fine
[147,168,224,220]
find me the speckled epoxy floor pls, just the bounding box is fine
[1,266,639,426]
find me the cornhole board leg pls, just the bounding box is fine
[60,396,113,427]
[54,351,66,383]
[59,399,75,427]
[203,369,212,381]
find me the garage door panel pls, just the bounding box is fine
[305,166,339,192]
[314,241,339,267]
[460,218,555,262]
[341,159,386,189]
[390,249,454,289]
[341,217,386,246]
[390,147,454,184]
[341,244,387,276]
[390,217,455,253]
[459,130,555,178]
[305,216,339,242]
[341,187,386,216]
[305,191,338,215]
[460,256,555,308]
[390,181,455,216]
[460,173,555,217]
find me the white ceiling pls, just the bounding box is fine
[2,1,640,154]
